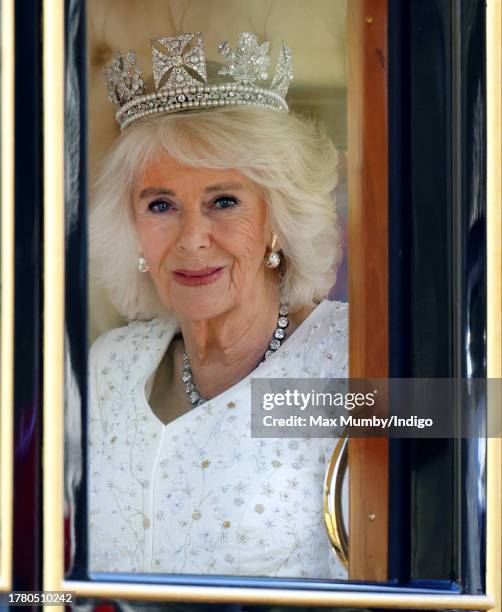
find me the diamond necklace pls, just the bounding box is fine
[182,303,289,406]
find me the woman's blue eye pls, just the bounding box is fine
[148,200,172,213]
[213,196,239,209]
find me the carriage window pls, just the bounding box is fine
[83,0,349,580]
[57,0,495,606]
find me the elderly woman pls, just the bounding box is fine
[88,32,348,580]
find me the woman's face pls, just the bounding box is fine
[132,153,272,321]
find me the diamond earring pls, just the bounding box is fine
[265,233,281,269]
[138,254,149,273]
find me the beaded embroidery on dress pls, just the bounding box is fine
[88,299,348,578]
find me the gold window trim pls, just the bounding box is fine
[42,0,501,609]
[0,0,15,594]
[486,0,502,609]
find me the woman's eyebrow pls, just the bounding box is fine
[204,182,244,193]
[139,186,176,199]
[138,183,244,199]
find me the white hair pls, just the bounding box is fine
[89,106,342,320]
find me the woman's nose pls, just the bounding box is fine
[176,210,211,252]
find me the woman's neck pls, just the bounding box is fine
[178,281,284,400]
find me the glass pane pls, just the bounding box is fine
[84,0,349,580]
[61,0,490,602]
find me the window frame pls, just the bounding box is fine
[38,0,501,607]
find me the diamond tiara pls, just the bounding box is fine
[104,32,294,130]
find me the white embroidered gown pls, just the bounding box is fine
[88,299,348,579]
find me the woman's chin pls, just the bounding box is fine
[168,293,234,322]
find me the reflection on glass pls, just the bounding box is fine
[85,0,348,579]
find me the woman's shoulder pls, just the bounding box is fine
[314,299,348,325]
[89,317,175,366]
[298,299,348,376]
[302,299,348,336]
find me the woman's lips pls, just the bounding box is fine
[171,266,224,287]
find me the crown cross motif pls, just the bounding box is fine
[152,33,207,90]
[104,31,294,129]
